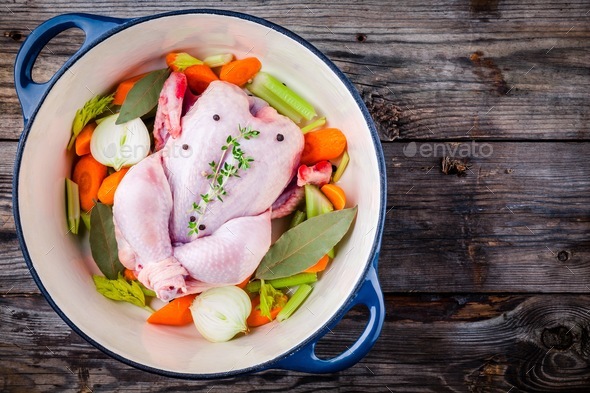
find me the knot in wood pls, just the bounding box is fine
[542,326,574,350]
[557,250,570,262]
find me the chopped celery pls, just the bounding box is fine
[65,178,80,235]
[289,210,307,229]
[80,211,91,231]
[247,72,317,123]
[327,248,335,259]
[301,117,326,134]
[304,184,334,219]
[277,284,313,322]
[246,273,318,293]
[203,53,234,68]
[332,150,350,183]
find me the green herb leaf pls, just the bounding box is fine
[259,280,287,319]
[89,202,124,279]
[116,68,171,124]
[255,206,357,280]
[93,274,154,312]
[68,93,114,150]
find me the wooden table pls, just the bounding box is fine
[1,1,589,391]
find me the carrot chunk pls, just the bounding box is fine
[72,154,108,212]
[184,64,219,94]
[320,184,346,210]
[97,168,129,205]
[300,128,347,165]
[74,122,97,156]
[147,294,198,326]
[112,73,148,106]
[219,57,262,87]
[303,254,330,273]
[246,296,284,327]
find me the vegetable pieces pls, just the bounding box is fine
[98,168,129,205]
[185,64,219,94]
[300,128,347,165]
[68,94,114,150]
[305,184,334,219]
[277,284,313,322]
[220,57,262,87]
[112,73,148,106]
[74,122,96,156]
[166,52,203,72]
[203,53,234,68]
[65,178,80,235]
[332,150,350,183]
[147,294,197,326]
[303,254,330,273]
[72,154,108,212]
[321,184,346,210]
[247,296,284,327]
[93,274,154,313]
[246,72,317,123]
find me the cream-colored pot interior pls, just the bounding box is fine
[16,12,383,375]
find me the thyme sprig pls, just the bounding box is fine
[188,125,260,236]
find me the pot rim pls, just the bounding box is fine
[13,8,387,379]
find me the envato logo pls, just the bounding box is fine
[101,143,194,159]
[402,141,493,158]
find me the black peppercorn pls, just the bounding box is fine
[213,114,220,121]
[198,224,206,231]
[182,144,189,150]
[189,216,196,222]
[276,133,284,141]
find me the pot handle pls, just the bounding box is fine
[14,13,127,123]
[274,259,385,373]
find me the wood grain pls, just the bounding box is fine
[2,294,590,392]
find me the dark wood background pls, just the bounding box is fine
[1,1,590,391]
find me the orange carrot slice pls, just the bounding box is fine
[246,296,284,327]
[97,168,129,205]
[300,128,347,165]
[219,57,262,87]
[75,122,96,156]
[123,268,137,281]
[320,184,346,210]
[303,254,330,273]
[185,64,219,94]
[72,154,108,212]
[166,52,203,72]
[147,294,198,326]
[112,73,148,106]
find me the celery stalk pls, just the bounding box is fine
[65,178,80,235]
[301,117,326,134]
[332,150,350,183]
[246,273,318,293]
[305,184,334,219]
[247,78,303,123]
[203,53,234,68]
[289,210,307,229]
[247,72,317,122]
[277,284,313,322]
[80,211,91,231]
[327,248,335,258]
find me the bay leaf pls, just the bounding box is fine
[116,68,171,124]
[89,202,124,279]
[255,206,357,280]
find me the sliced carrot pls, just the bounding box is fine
[97,168,129,205]
[75,122,96,156]
[304,254,330,273]
[236,275,252,290]
[147,293,197,326]
[72,154,108,212]
[123,268,137,281]
[184,64,219,94]
[112,73,148,106]
[219,57,262,87]
[320,184,346,210]
[247,296,284,327]
[300,128,347,165]
[166,52,203,72]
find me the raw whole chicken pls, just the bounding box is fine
[113,73,304,301]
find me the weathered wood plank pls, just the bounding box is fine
[3,141,590,294]
[2,294,590,392]
[1,1,589,141]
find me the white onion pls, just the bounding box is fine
[190,286,252,343]
[90,114,150,170]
